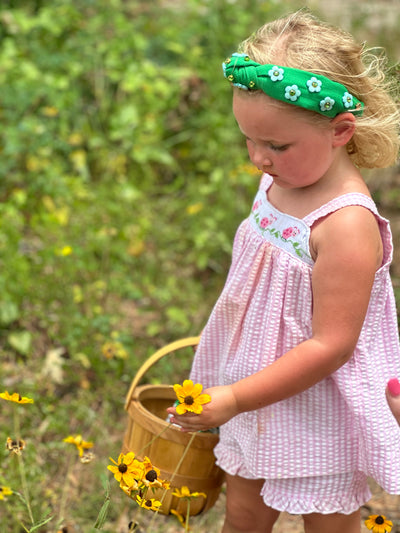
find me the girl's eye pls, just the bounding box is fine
[245,137,288,152]
[270,144,289,152]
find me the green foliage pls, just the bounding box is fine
[0,0,291,368]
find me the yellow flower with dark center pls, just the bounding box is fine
[141,456,161,486]
[6,437,26,455]
[173,380,211,414]
[141,456,170,489]
[135,495,162,512]
[0,486,13,500]
[108,452,144,488]
[365,515,393,533]
[0,391,34,404]
[172,485,207,500]
[63,434,93,457]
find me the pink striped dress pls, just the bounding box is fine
[190,173,400,495]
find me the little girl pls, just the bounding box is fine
[167,10,400,533]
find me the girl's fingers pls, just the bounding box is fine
[386,378,400,425]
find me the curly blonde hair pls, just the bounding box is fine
[238,10,400,169]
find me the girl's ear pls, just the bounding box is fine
[331,113,356,147]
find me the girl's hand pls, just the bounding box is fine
[386,378,400,426]
[166,385,239,432]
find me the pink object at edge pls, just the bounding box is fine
[388,378,400,397]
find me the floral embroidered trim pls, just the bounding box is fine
[252,211,311,260]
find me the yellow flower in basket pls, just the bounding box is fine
[173,380,211,414]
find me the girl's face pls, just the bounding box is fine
[232,91,339,190]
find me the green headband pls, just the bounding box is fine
[223,53,364,118]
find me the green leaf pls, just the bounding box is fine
[0,300,20,325]
[28,515,53,532]
[8,331,32,355]
[93,479,111,530]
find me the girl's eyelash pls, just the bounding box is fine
[270,144,289,151]
[245,137,289,152]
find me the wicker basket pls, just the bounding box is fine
[123,337,224,516]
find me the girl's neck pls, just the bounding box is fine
[267,152,367,219]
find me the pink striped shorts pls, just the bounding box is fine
[215,442,372,515]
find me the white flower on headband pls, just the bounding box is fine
[285,85,301,102]
[268,66,284,82]
[306,77,322,93]
[342,92,354,108]
[233,83,250,91]
[320,96,335,112]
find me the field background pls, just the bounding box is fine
[0,0,399,531]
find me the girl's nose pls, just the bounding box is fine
[251,147,272,171]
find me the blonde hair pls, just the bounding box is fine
[238,10,400,169]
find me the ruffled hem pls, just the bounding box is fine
[215,441,372,515]
[260,482,372,515]
[214,443,259,480]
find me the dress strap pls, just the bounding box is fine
[303,193,378,227]
[259,173,273,191]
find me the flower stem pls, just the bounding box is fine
[136,423,172,458]
[149,432,197,530]
[58,449,74,524]
[13,406,35,525]
[185,499,191,532]
[159,432,197,508]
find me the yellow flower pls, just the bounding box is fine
[135,495,162,512]
[41,106,59,117]
[186,202,204,215]
[0,391,34,404]
[101,341,128,360]
[173,380,211,415]
[67,132,83,146]
[6,437,26,455]
[365,515,393,533]
[55,245,73,256]
[140,456,169,489]
[120,480,140,497]
[172,485,207,500]
[171,509,190,529]
[0,486,13,501]
[107,452,144,488]
[141,456,161,486]
[63,434,93,457]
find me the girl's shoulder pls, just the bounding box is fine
[308,199,384,268]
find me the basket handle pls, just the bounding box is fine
[124,336,201,410]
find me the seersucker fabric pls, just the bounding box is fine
[190,173,400,495]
